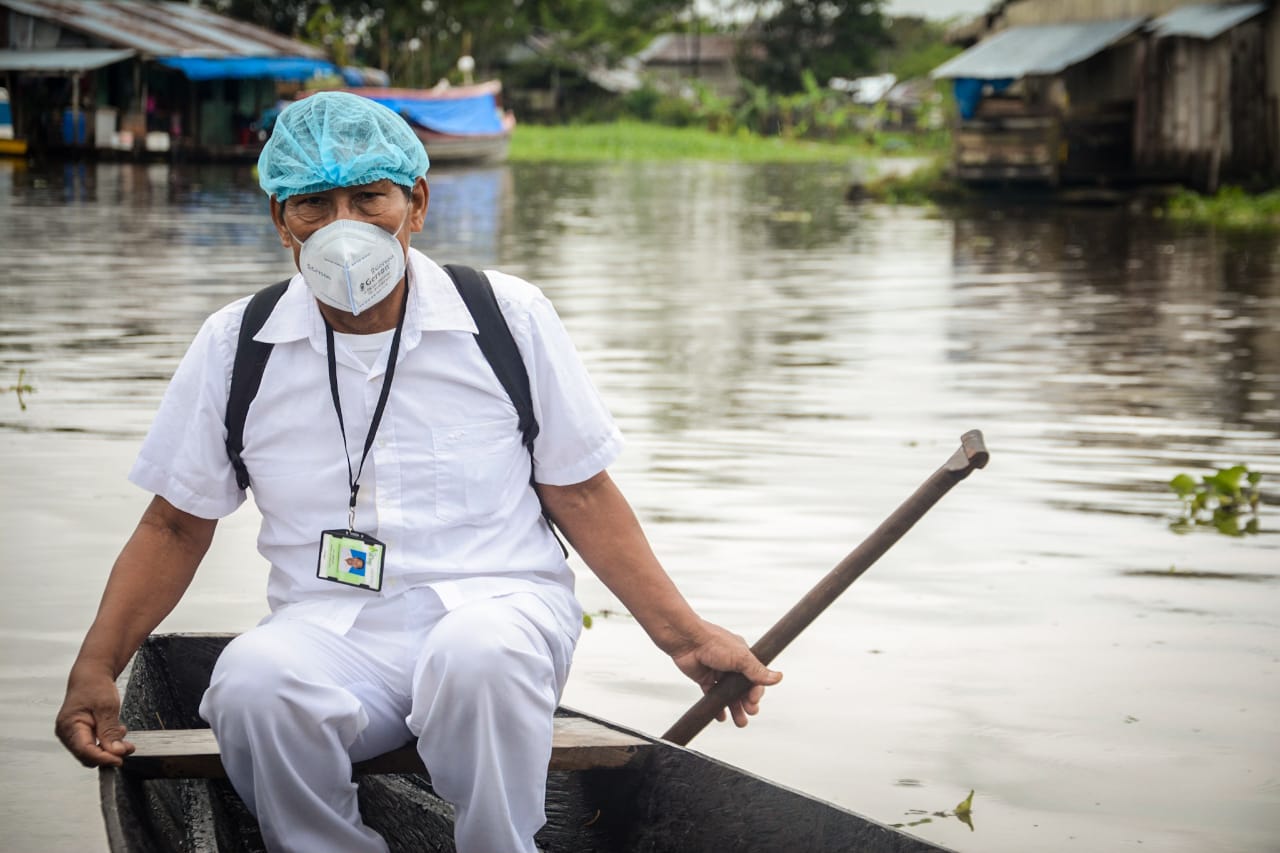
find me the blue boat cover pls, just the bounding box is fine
[365,92,504,136]
[158,56,339,82]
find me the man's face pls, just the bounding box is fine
[270,177,430,267]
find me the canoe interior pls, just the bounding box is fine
[104,634,951,853]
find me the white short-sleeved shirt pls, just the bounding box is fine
[130,249,623,637]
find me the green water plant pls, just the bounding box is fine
[1169,464,1263,536]
[581,608,630,629]
[4,369,34,410]
[890,789,976,831]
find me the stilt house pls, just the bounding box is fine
[932,0,1278,190]
[0,0,337,160]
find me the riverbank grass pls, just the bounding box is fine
[510,121,885,164]
[1161,186,1280,229]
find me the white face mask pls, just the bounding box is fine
[289,214,408,316]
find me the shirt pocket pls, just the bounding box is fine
[432,418,525,524]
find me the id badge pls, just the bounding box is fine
[317,529,385,591]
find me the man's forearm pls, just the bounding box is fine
[539,471,781,729]
[74,496,216,678]
[536,472,706,655]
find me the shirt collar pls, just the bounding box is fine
[406,249,480,337]
[253,248,478,352]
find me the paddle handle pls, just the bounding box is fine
[662,430,989,746]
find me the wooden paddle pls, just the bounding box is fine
[663,429,989,746]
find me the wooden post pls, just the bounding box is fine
[1206,37,1230,194]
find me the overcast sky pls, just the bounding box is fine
[696,1,992,24]
[884,0,991,20]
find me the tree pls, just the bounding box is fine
[208,0,314,37]
[880,15,961,81]
[739,0,890,93]
[209,0,688,87]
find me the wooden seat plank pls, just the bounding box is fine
[123,716,649,780]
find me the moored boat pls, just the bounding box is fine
[0,87,25,158]
[343,82,515,166]
[102,634,954,853]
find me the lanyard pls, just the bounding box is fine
[324,287,409,531]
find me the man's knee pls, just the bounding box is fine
[201,626,357,726]
[201,632,288,720]
[419,607,556,701]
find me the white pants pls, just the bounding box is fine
[199,588,577,853]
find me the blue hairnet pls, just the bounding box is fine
[258,91,430,201]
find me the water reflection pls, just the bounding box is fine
[949,207,1280,433]
[422,165,511,263]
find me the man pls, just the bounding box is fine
[55,92,780,853]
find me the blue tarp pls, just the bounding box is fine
[157,56,339,82]
[952,78,1013,120]
[366,92,504,136]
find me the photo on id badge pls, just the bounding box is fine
[318,529,385,591]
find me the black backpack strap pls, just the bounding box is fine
[444,264,567,556]
[225,279,290,490]
[443,264,539,452]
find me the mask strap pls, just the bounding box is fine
[281,203,304,247]
[391,201,411,240]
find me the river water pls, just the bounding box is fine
[1,159,1277,853]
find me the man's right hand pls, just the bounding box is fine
[55,665,134,767]
[53,496,215,769]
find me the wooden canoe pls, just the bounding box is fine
[340,82,515,166]
[101,634,954,853]
[411,125,512,166]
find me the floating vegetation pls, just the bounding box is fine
[954,790,975,830]
[848,156,970,206]
[891,789,976,832]
[4,369,34,410]
[1169,465,1263,536]
[581,608,631,629]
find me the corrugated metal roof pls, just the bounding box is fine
[1149,2,1265,40]
[931,18,1145,80]
[0,47,134,71]
[638,34,740,65]
[0,0,327,58]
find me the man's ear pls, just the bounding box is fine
[409,177,429,234]
[269,196,291,248]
